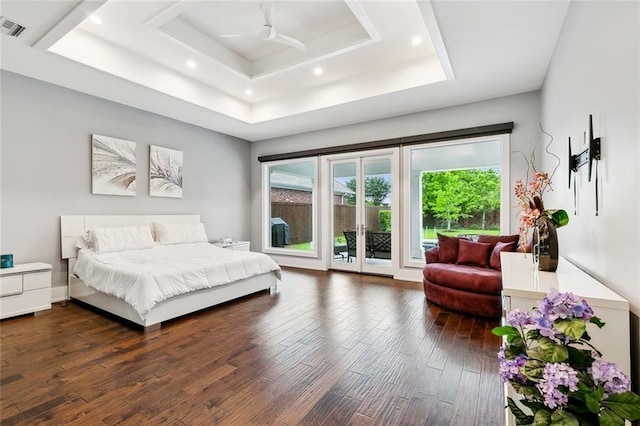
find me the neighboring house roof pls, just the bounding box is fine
[270,172,353,195]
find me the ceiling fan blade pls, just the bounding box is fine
[272,32,307,51]
[219,31,259,39]
[262,1,274,26]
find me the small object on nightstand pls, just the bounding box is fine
[212,240,251,252]
[1,254,13,268]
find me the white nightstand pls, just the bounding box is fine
[212,241,251,252]
[0,262,52,319]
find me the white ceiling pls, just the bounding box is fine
[0,0,570,142]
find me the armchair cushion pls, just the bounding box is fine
[477,234,519,248]
[436,233,459,264]
[456,239,492,268]
[490,241,517,271]
[425,247,440,264]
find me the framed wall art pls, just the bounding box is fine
[149,145,183,198]
[91,134,137,196]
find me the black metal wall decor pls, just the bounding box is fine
[568,114,602,215]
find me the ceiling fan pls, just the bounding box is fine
[219,1,307,51]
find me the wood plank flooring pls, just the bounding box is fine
[0,268,504,425]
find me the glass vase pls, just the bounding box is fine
[532,214,558,272]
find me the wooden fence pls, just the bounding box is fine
[271,203,389,243]
[270,202,312,245]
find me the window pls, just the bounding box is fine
[403,136,509,266]
[263,159,318,256]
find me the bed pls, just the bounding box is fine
[61,215,280,331]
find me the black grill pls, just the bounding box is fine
[270,217,290,248]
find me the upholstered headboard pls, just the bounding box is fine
[60,215,201,260]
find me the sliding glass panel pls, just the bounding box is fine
[266,159,316,254]
[332,161,358,264]
[363,158,392,268]
[409,139,502,261]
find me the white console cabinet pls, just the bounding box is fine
[500,252,630,426]
[0,262,52,319]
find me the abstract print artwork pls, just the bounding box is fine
[149,145,183,198]
[91,134,136,196]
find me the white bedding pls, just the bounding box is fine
[73,242,281,319]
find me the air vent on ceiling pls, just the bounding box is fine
[0,16,27,38]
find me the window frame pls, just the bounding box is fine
[262,157,319,258]
[401,134,511,269]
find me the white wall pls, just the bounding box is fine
[251,91,541,275]
[538,1,639,389]
[0,71,252,295]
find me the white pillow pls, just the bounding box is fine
[154,223,208,245]
[90,225,155,254]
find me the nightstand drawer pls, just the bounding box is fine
[24,271,51,291]
[0,275,23,297]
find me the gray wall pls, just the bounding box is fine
[537,1,639,390]
[0,71,252,292]
[251,91,542,271]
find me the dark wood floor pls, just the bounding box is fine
[1,268,504,425]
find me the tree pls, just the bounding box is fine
[421,169,501,230]
[422,171,469,230]
[345,176,391,206]
[463,169,500,229]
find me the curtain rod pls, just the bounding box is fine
[258,122,514,163]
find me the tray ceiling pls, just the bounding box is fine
[0,1,570,141]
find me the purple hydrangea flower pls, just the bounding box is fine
[497,347,528,384]
[589,360,630,395]
[537,289,594,322]
[572,299,594,321]
[506,309,534,327]
[537,363,579,409]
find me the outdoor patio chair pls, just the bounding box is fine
[369,231,391,259]
[343,230,357,262]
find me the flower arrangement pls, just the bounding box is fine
[514,171,569,250]
[493,289,640,425]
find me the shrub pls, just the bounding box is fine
[379,210,391,232]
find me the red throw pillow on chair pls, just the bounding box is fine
[436,233,459,264]
[456,239,492,267]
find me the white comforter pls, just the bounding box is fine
[73,242,281,319]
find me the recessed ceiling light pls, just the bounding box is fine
[89,16,103,25]
[186,60,197,69]
[411,37,422,46]
[245,89,253,96]
[313,67,323,76]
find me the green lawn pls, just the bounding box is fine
[284,230,500,250]
[423,228,500,239]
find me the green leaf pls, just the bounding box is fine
[602,391,640,420]
[554,318,586,340]
[590,316,606,328]
[493,325,520,337]
[599,407,625,426]
[533,409,551,425]
[507,397,535,425]
[520,398,547,413]
[566,347,595,370]
[509,335,524,346]
[583,386,605,414]
[523,359,545,381]
[549,409,579,426]
[538,337,569,363]
[507,344,527,360]
[550,209,569,228]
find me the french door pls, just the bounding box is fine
[329,151,397,275]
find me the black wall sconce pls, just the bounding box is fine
[568,114,602,215]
